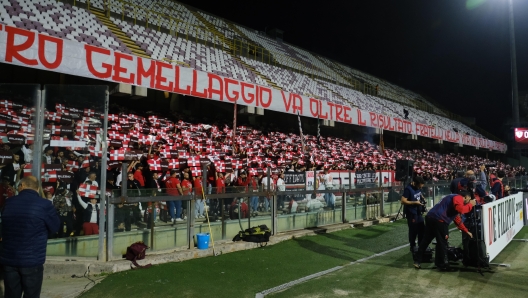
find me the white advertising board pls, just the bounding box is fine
[481,193,524,261]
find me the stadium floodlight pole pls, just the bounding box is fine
[508,0,520,128]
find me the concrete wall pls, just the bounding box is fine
[46,208,365,258]
[45,195,445,259]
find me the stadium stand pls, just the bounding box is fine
[0,0,132,53]
[0,0,490,138]
[111,17,270,85]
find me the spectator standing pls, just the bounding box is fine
[42,147,54,164]
[85,172,99,188]
[1,176,60,298]
[165,170,183,224]
[54,151,66,165]
[260,173,273,212]
[126,172,143,224]
[20,144,33,164]
[181,172,193,220]
[134,164,145,188]
[323,168,334,208]
[53,190,75,238]
[193,173,204,219]
[148,172,165,193]
[75,188,99,235]
[276,172,286,209]
[249,175,259,215]
[3,153,24,184]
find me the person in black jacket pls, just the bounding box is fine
[2,153,24,184]
[126,172,143,224]
[1,176,60,298]
[148,171,166,195]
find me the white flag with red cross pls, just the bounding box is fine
[81,157,91,168]
[41,170,57,183]
[66,160,79,172]
[187,156,201,167]
[109,149,125,161]
[191,167,202,177]
[147,158,162,171]
[78,183,98,198]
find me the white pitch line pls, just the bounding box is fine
[255,243,409,298]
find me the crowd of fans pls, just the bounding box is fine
[0,99,524,237]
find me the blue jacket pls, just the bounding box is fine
[427,194,473,224]
[402,184,422,216]
[0,189,60,267]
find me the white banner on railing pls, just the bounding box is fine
[0,24,507,152]
[481,193,524,261]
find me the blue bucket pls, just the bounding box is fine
[196,233,210,250]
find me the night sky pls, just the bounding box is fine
[179,0,528,139]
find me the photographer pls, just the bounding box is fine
[490,170,505,200]
[450,170,473,194]
[413,190,476,270]
[400,176,426,255]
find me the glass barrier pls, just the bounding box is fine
[110,198,191,257]
[382,185,404,217]
[43,85,108,259]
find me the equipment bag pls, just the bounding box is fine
[125,241,152,269]
[447,246,464,262]
[420,246,434,263]
[232,224,272,245]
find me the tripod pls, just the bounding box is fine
[393,176,411,221]
[462,204,490,274]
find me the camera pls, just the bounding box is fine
[419,196,427,213]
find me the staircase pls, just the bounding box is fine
[232,56,282,90]
[190,10,231,51]
[316,56,358,89]
[320,84,357,108]
[89,8,150,59]
[190,10,280,89]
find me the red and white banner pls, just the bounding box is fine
[0,25,506,152]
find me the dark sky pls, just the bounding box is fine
[179,0,528,138]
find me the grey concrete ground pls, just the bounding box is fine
[41,276,104,298]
